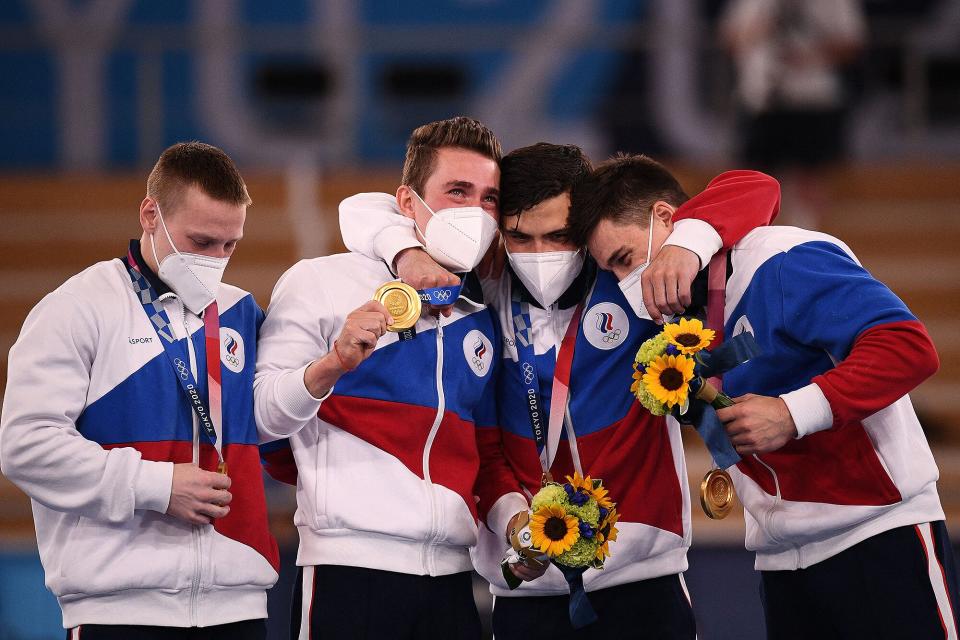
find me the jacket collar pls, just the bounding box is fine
[126,239,172,296]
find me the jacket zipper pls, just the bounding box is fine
[420,317,445,574]
[177,299,203,625]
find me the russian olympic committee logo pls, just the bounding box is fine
[462,330,494,378]
[174,357,190,380]
[521,362,535,385]
[220,328,245,374]
[584,302,630,351]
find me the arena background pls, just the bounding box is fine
[0,1,958,638]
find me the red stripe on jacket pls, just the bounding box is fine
[318,394,480,519]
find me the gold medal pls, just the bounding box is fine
[373,282,422,331]
[217,460,228,475]
[700,468,735,519]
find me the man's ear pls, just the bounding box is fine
[651,200,676,227]
[395,186,417,220]
[139,197,159,234]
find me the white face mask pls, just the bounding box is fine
[617,220,672,322]
[507,248,585,309]
[411,189,499,272]
[150,202,229,315]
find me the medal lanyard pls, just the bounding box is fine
[126,251,225,469]
[510,294,583,481]
[706,251,728,393]
[418,284,462,305]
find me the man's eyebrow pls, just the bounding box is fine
[606,245,628,270]
[503,228,530,238]
[443,180,475,190]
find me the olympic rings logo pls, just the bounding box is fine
[602,328,622,343]
[174,358,189,380]
[522,362,535,385]
[432,289,452,302]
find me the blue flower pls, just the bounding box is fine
[599,506,609,521]
[564,483,589,505]
[578,522,595,539]
[665,343,681,356]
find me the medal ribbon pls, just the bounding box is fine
[125,250,225,469]
[418,284,462,305]
[705,250,727,391]
[510,295,584,477]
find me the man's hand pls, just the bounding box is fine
[395,248,461,318]
[332,301,392,371]
[167,463,232,525]
[508,559,549,582]
[642,245,701,324]
[505,510,549,582]
[717,394,798,455]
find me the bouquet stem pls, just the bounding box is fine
[695,379,735,409]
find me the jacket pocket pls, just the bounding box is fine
[53,512,193,597]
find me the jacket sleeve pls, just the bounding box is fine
[473,312,528,536]
[339,193,422,269]
[254,260,336,440]
[0,290,174,523]
[776,240,940,437]
[666,170,781,267]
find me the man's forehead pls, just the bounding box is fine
[508,192,570,233]
[427,148,499,189]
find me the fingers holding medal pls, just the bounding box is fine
[333,299,394,371]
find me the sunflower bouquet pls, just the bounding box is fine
[501,473,618,627]
[631,317,733,416]
[527,472,619,570]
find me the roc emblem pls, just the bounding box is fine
[584,302,630,350]
[463,329,494,377]
[220,327,245,373]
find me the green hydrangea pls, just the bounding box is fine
[558,535,601,568]
[634,383,668,416]
[566,498,600,526]
[635,334,668,366]
[531,484,570,511]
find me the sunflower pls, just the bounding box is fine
[529,504,580,557]
[588,482,615,510]
[630,362,644,396]
[664,318,715,355]
[567,472,615,511]
[642,354,695,408]
[565,471,592,493]
[595,508,620,563]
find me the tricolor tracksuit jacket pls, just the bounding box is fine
[722,226,943,570]
[0,241,278,628]
[255,252,500,576]
[338,171,782,597]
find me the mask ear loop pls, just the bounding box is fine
[152,200,216,302]
[409,188,436,244]
[644,213,655,268]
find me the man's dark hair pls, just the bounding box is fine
[500,143,593,223]
[568,153,689,246]
[147,141,252,213]
[401,116,502,195]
